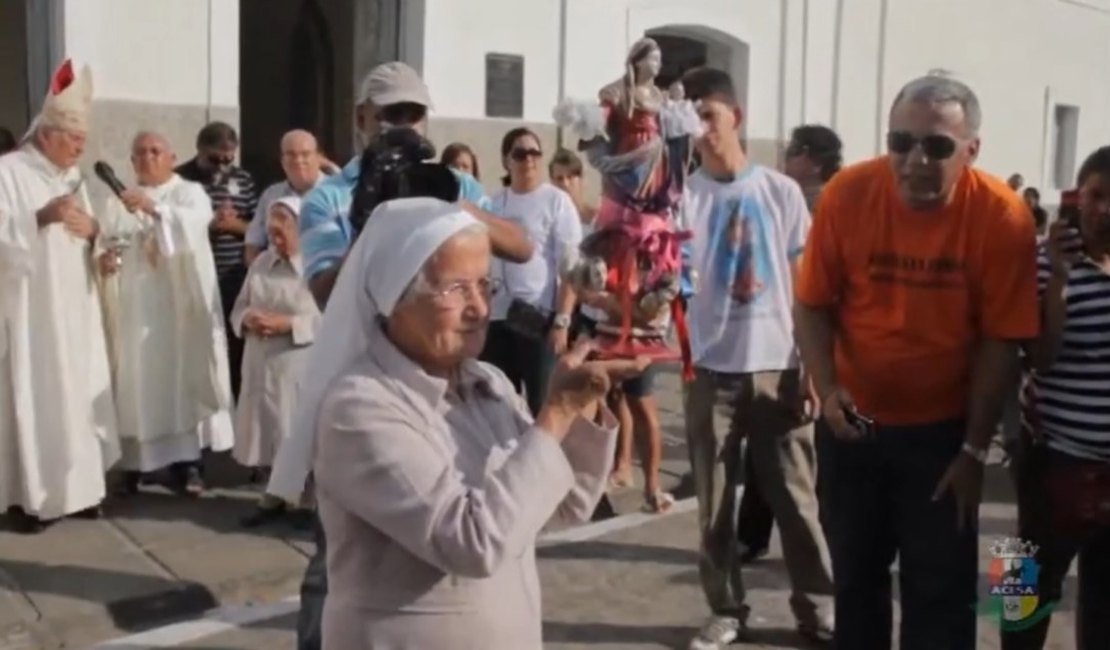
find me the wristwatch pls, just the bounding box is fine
[961,442,988,464]
[552,313,572,330]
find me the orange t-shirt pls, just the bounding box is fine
[795,157,1039,425]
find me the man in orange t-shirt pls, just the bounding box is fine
[794,75,1038,650]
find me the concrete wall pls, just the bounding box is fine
[416,0,1110,206]
[61,0,239,209]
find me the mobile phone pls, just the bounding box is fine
[1058,189,1084,255]
[844,407,876,438]
[1059,189,1081,228]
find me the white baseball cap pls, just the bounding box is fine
[357,62,433,109]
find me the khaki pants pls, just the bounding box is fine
[683,366,833,626]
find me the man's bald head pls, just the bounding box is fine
[131,130,176,186]
[281,129,317,153]
[132,130,172,152]
[280,129,322,191]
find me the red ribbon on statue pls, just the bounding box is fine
[670,297,695,382]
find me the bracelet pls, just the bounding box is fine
[961,442,988,464]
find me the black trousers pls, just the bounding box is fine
[479,321,552,416]
[217,268,246,401]
[296,508,327,650]
[816,419,978,650]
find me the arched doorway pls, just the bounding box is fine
[647,25,750,112]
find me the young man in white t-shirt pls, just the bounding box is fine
[679,67,834,650]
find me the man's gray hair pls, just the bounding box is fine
[131,130,172,151]
[891,75,982,136]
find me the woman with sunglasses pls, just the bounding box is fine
[479,127,583,415]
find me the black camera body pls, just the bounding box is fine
[348,127,460,238]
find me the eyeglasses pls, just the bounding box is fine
[510,148,543,162]
[886,131,958,160]
[422,277,503,308]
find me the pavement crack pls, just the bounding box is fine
[0,565,41,623]
[100,519,181,583]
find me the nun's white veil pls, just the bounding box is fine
[266,197,483,502]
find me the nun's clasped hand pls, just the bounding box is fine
[536,338,650,442]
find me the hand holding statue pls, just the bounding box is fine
[536,338,649,441]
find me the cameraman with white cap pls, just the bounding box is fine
[298,61,532,308]
[276,61,533,650]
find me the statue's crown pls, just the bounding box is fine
[989,537,1038,558]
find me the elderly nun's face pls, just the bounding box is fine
[389,229,493,372]
[268,205,300,257]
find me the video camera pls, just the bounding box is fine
[348,127,460,238]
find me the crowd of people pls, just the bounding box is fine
[0,49,1106,650]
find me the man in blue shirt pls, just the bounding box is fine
[285,61,532,650]
[298,62,530,306]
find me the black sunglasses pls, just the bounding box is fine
[886,131,957,160]
[206,152,235,167]
[785,143,808,157]
[510,148,543,162]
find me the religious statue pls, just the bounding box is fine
[553,37,701,377]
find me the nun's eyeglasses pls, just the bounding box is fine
[424,277,503,307]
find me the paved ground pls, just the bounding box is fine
[0,368,1080,649]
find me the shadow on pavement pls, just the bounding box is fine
[538,540,699,565]
[0,559,217,632]
[543,620,693,648]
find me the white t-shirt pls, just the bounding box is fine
[682,166,810,374]
[489,183,583,321]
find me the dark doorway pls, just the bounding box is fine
[289,0,336,156]
[652,34,708,90]
[239,0,346,189]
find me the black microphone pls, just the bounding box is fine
[93,161,127,197]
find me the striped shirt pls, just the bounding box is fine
[1027,247,1110,461]
[176,158,259,276]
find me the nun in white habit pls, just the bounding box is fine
[308,197,645,650]
[230,196,320,474]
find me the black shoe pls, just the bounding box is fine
[170,465,205,497]
[71,505,104,520]
[288,508,314,531]
[116,471,142,496]
[240,504,287,528]
[5,507,45,534]
[738,542,769,564]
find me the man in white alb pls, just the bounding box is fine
[97,131,235,495]
[0,60,120,533]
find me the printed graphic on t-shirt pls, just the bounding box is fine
[708,196,774,306]
[866,250,966,290]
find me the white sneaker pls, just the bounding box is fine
[688,615,742,650]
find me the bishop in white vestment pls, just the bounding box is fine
[0,60,119,530]
[97,132,235,493]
